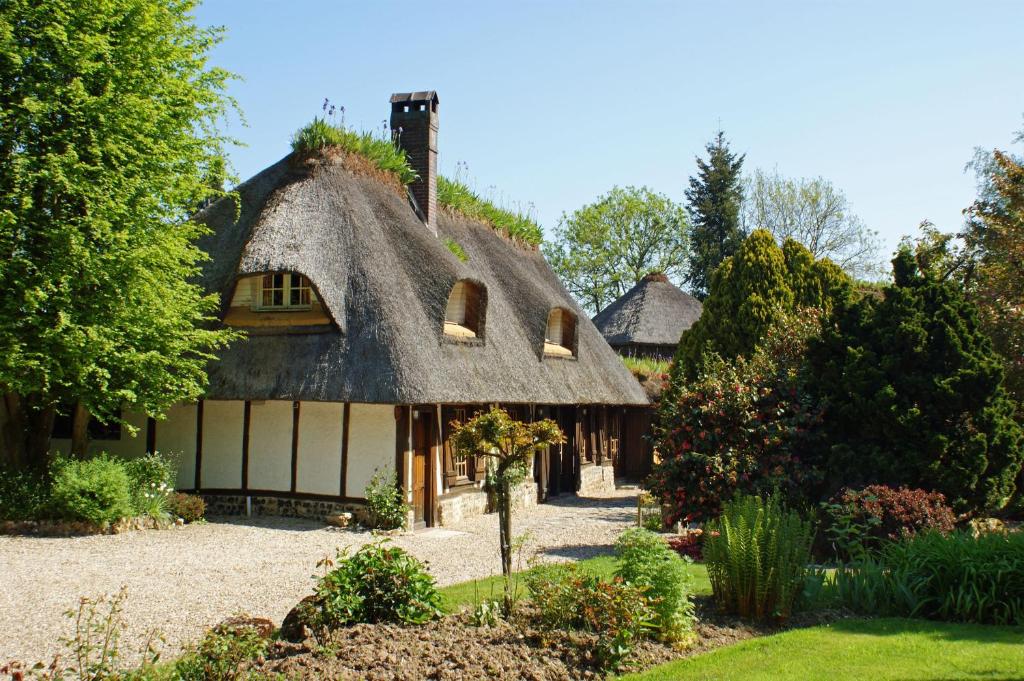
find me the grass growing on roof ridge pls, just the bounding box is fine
[622,356,671,379]
[437,175,543,247]
[291,117,418,186]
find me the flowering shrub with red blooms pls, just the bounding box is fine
[822,485,957,558]
[649,311,826,526]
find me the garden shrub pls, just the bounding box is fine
[50,455,133,525]
[309,542,442,636]
[830,530,1024,625]
[650,311,825,525]
[124,452,176,518]
[821,485,957,560]
[704,492,813,621]
[666,532,703,561]
[809,248,1024,513]
[167,492,206,523]
[0,465,52,520]
[525,562,656,672]
[364,468,410,530]
[614,528,695,642]
[175,621,269,681]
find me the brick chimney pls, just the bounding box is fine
[390,91,438,231]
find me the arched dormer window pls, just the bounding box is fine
[222,272,331,329]
[544,308,577,358]
[444,279,485,340]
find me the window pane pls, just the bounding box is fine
[273,273,284,288]
[273,290,283,306]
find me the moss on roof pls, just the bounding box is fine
[291,118,418,185]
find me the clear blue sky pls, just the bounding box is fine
[195,1,1024,264]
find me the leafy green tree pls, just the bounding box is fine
[684,131,745,299]
[450,407,564,611]
[544,186,689,314]
[0,0,240,467]
[671,230,850,382]
[742,169,883,279]
[810,249,1023,513]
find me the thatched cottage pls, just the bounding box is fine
[592,272,703,361]
[51,91,648,527]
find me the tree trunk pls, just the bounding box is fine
[25,399,56,470]
[1,392,27,468]
[70,400,90,458]
[496,478,514,613]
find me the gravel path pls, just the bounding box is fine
[0,488,637,665]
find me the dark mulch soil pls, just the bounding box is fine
[248,597,850,681]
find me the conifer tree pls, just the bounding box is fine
[810,249,1023,512]
[671,230,850,383]
[684,131,746,299]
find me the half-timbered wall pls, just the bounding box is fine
[247,400,293,491]
[296,402,344,496]
[344,403,396,498]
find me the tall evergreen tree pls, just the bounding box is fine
[810,249,1023,512]
[684,131,746,299]
[671,230,850,383]
[0,0,241,467]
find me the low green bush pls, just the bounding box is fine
[0,465,52,520]
[830,530,1024,625]
[703,492,813,621]
[614,528,695,642]
[125,452,176,519]
[526,562,656,672]
[51,455,133,525]
[167,492,206,523]
[364,468,409,530]
[175,624,269,681]
[309,542,442,637]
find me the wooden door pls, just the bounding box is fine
[411,410,433,527]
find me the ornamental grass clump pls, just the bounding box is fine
[703,492,813,621]
[831,530,1024,625]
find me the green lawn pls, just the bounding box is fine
[438,555,711,612]
[619,618,1024,681]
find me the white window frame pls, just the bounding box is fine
[256,273,313,311]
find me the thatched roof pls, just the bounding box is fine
[194,152,648,406]
[592,273,703,349]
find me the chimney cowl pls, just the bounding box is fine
[390,91,439,232]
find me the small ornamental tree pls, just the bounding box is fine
[450,407,564,609]
[810,248,1024,512]
[651,311,825,525]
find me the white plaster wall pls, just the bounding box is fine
[200,400,244,489]
[347,403,396,499]
[296,401,343,497]
[156,404,198,489]
[247,401,293,491]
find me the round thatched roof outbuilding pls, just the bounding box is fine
[592,273,703,358]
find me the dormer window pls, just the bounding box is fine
[544,308,577,358]
[259,273,312,310]
[444,279,485,340]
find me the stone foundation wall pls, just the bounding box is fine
[202,494,366,522]
[578,464,616,496]
[436,481,538,526]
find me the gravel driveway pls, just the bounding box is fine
[0,488,637,665]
